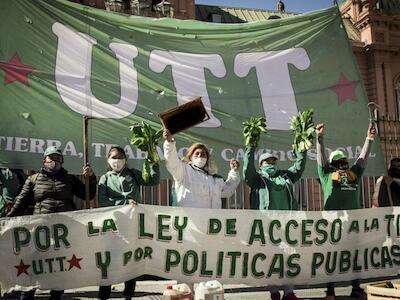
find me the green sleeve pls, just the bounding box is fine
[0,169,22,211]
[243,146,263,188]
[0,187,14,206]
[317,164,331,184]
[98,174,110,207]
[286,151,307,183]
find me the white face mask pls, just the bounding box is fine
[191,157,207,169]
[108,158,126,172]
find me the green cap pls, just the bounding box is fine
[258,152,278,164]
[43,146,62,157]
[329,150,346,163]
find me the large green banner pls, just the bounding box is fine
[1,206,400,291]
[0,0,385,177]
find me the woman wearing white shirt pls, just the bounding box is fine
[163,129,240,208]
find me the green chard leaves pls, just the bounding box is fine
[243,117,267,147]
[129,121,163,182]
[290,109,315,153]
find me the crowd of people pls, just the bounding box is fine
[1,124,399,300]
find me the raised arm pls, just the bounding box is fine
[221,159,241,199]
[163,129,185,182]
[371,176,384,208]
[243,146,263,188]
[286,151,307,183]
[315,124,328,166]
[355,124,376,169]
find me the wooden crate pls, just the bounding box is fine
[367,282,400,300]
[158,97,209,134]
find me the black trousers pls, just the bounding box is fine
[98,279,136,299]
[327,279,360,294]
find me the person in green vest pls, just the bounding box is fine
[98,146,160,207]
[0,168,24,217]
[243,147,307,211]
[97,146,160,300]
[316,123,375,300]
[243,139,307,300]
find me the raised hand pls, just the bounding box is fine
[129,199,138,206]
[315,123,324,137]
[163,129,173,143]
[367,123,376,140]
[230,159,239,171]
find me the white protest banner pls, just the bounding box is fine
[1,205,399,292]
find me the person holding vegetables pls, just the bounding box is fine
[97,146,160,207]
[316,122,375,300]
[97,122,162,300]
[163,129,240,208]
[243,113,310,211]
[243,112,312,300]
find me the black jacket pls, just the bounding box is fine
[7,168,96,216]
[372,176,400,207]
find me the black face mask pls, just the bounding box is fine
[388,167,400,178]
[332,161,349,170]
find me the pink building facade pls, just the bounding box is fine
[340,0,400,161]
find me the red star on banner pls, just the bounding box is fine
[67,254,83,270]
[15,259,31,277]
[0,53,34,86]
[329,73,359,104]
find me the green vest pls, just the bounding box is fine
[318,163,364,210]
[0,168,22,217]
[243,146,306,211]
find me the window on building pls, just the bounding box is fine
[179,1,187,13]
[151,0,161,11]
[358,0,368,13]
[396,79,400,119]
[212,14,222,23]
[268,15,281,19]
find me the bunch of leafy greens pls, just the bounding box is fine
[129,122,163,182]
[242,117,267,147]
[290,109,314,153]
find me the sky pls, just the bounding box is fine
[194,0,341,13]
